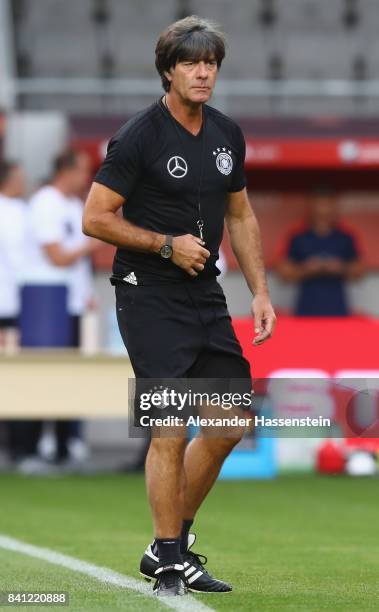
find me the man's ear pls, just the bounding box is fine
[164,69,172,84]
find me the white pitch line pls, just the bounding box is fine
[0,535,215,612]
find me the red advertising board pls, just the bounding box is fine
[234,315,379,378]
[234,316,379,442]
[245,139,379,169]
[77,135,379,170]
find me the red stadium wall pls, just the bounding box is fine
[222,191,377,270]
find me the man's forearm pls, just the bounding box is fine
[44,244,89,267]
[83,210,164,254]
[276,260,313,282]
[227,213,269,296]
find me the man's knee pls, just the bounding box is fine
[149,434,187,457]
[220,427,244,450]
[202,427,244,457]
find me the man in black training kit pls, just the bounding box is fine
[83,16,276,597]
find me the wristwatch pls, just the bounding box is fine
[159,235,173,259]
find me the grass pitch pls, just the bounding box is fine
[0,473,378,611]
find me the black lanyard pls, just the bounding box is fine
[161,96,207,242]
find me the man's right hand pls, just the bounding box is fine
[171,234,210,277]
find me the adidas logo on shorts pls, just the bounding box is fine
[123,272,138,285]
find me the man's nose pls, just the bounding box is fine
[196,62,208,78]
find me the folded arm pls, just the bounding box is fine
[83,182,210,276]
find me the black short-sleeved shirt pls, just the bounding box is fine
[95,98,246,285]
[287,227,359,316]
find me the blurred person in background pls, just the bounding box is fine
[0,160,29,467]
[16,150,97,474]
[276,185,364,316]
[0,160,26,351]
[26,149,96,329]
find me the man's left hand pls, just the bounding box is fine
[251,294,277,346]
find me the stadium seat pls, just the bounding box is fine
[8,0,379,115]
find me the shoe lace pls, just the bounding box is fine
[184,550,209,572]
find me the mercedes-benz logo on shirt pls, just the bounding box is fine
[167,156,188,179]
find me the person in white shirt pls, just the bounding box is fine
[25,150,96,326]
[19,150,97,470]
[0,160,26,349]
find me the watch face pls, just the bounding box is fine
[160,244,173,259]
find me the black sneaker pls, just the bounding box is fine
[140,534,232,593]
[153,564,187,597]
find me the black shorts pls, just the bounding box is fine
[115,279,252,427]
[0,317,18,330]
[115,278,251,379]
